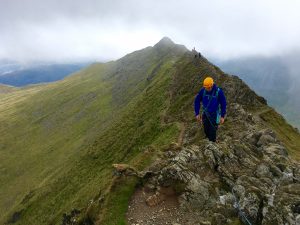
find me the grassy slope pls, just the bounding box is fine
[259,107,300,161]
[0,63,112,223]
[0,40,299,225]
[0,41,186,224]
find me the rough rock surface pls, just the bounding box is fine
[127,103,300,225]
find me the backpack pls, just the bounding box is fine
[202,87,221,124]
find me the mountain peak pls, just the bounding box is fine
[154,37,175,48]
[153,37,188,54]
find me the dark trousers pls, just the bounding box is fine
[202,112,218,142]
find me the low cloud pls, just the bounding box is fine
[1,0,300,62]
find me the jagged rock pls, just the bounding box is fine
[181,179,212,211]
[229,103,248,118]
[112,163,158,179]
[144,182,156,192]
[257,133,276,147]
[296,215,300,224]
[113,164,136,174]
[269,164,283,177]
[127,100,300,225]
[199,221,211,225]
[204,147,217,170]
[240,192,260,222]
[262,205,285,225]
[262,144,288,158]
[255,164,272,178]
[219,193,235,206]
[233,185,246,199]
[62,209,81,225]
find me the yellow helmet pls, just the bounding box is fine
[203,77,214,88]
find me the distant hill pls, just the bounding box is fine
[213,55,300,129]
[0,63,90,87]
[0,59,22,75]
[0,84,17,93]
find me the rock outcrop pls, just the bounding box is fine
[127,103,300,225]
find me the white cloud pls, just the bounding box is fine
[1,0,300,62]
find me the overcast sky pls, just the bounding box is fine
[1,0,300,63]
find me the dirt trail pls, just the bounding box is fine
[126,187,198,225]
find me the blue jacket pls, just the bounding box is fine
[194,84,227,117]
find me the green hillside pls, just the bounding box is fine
[0,37,187,224]
[0,37,299,225]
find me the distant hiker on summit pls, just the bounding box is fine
[194,77,227,142]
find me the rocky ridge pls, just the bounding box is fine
[56,39,300,225]
[125,102,300,225]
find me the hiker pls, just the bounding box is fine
[194,77,227,142]
[192,47,198,58]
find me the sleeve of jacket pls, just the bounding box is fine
[219,88,227,117]
[194,89,203,116]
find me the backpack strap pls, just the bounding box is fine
[203,87,220,99]
[202,87,220,113]
[202,88,214,112]
[215,88,220,99]
[202,89,206,99]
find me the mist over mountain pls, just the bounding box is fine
[212,52,300,129]
[282,50,300,107]
[0,62,91,87]
[0,59,22,74]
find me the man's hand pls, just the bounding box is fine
[220,117,225,124]
[196,115,202,123]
